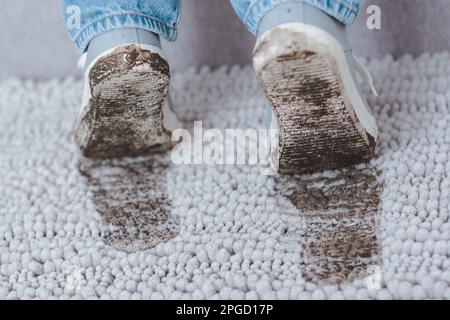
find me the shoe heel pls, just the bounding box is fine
[254,25,375,173]
[76,44,172,159]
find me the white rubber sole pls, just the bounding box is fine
[253,23,377,173]
[76,44,179,159]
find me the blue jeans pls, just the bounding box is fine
[61,0,363,53]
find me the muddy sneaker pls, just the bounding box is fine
[253,3,378,174]
[76,29,179,159]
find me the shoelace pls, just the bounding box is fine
[352,54,378,97]
[78,53,87,70]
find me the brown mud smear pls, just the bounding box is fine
[79,156,178,252]
[277,167,382,284]
[76,45,171,159]
[254,28,375,173]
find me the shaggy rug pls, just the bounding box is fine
[0,53,449,300]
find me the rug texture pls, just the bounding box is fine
[0,53,449,300]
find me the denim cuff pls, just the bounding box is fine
[244,0,361,35]
[72,13,178,53]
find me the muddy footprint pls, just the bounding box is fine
[79,156,178,252]
[277,167,383,284]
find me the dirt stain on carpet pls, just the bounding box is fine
[79,156,178,252]
[277,166,382,284]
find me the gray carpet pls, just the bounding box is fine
[0,53,449,299]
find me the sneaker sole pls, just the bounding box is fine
[254,24,376,174]
[75,45,171,159]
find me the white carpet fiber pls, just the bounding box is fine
[0,53,449,300]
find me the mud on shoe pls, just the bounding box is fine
[253,3,378,174]
[76,29,179,159]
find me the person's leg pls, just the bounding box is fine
[60,1,180,158]
[61,0,180,53]
[230,0,362,36]
[230,0,377,174]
